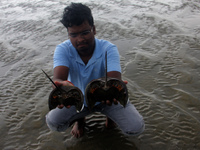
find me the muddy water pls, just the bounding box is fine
[0,0,200,149]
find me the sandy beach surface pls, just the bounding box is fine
[0,0,200,149]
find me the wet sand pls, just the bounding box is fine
[0,0,200,149]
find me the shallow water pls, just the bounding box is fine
[0,0,200,149]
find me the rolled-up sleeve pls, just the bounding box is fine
[53,45,69,69]
[107,44,121,73]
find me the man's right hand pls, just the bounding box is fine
[53,80,74,88]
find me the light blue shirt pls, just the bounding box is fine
[53,38,121,106]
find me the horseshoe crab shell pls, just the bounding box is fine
[48,86,84,112]
[85,77,128,110]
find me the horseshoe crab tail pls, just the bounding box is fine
[105,51,108,88]
[41,69,62,93]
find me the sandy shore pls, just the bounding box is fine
[0,0,200,149]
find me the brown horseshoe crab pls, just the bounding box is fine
[85,77,128,110]
[48,86,84,111]
[85,51,128,110]
[42,70,84,112]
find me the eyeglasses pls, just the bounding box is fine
[68,28,93,39]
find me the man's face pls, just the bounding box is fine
[67,21,96,55]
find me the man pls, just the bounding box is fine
[46,3,144,138]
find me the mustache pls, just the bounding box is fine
[77,42,88,46]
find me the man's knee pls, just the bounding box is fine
[46,113,69,132]
[45,106,78,132]
[123,120,145,136]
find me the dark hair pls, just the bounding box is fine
[60,3,94,28]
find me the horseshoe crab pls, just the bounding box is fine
[85,51,128,110]
[48,86,84,111]
[42,70,84,112]
[85,77,128,110]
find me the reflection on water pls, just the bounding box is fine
[0,0,200,149]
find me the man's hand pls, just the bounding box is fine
[54,80,74,88]
[102,98,118,106]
